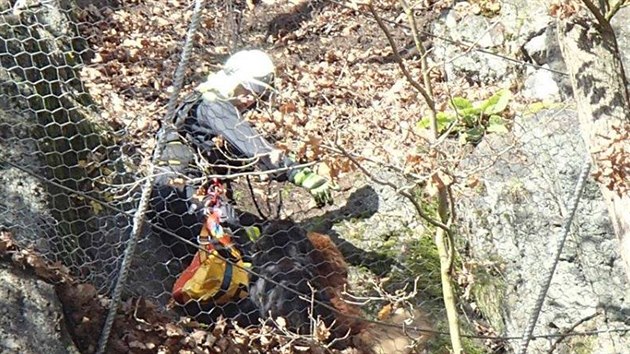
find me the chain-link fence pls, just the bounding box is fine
[1,0,629,353]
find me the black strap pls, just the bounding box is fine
[234,283,249,298]
[213,240,242,262]
[213,260,233,300]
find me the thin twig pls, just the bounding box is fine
[581,0,610,27]
[366,0,436,115]
[246,174,269,220]
[186,160,319,182]
[334,138,451,232]
[400,0,436,136]
[605,0,627,21]
[320,142,432,182]
[546,312,600,354]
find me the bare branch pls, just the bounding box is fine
[546,312,600,353]
[334,138,451,232]
[581,0,610,26]
[366,0,436,118]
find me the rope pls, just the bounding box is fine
[95,0,206,353]
[517,158,592,354]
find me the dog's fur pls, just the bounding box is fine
[249,220,366,344]
[306,231,367,338]
[249,220,336,334]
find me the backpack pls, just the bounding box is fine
[171,180,251,305]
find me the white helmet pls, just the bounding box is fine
[197,49,275,99]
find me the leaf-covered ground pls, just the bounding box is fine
[76,0,474,182]
[3,229,440,353]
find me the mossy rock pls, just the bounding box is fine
[0,5,126,269]
[402,233,444,303]
[469,259,507,334]
[566,336,595,354]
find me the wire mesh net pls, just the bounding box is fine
[1,0,629,353]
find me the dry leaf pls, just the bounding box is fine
[165,323,184,337]
[190,330,207,344]
[315,319,331,342]
[275,316,287,330]
[279,102,297,114]
[377,303,393,320]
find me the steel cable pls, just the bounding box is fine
[95,0,206,352]
[517,158,592,354]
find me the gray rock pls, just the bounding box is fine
[458,109,630,353]
[71,208,181,307]
[520,25,571,100]
[521,64,561,101]
[0,263,80,354]
[517,6,630,100]
[127,225,180,307]
[1,67,170,305]
[521,25,564,67]
[433,8,513,85]
[431,0,552,86]
[0,109,56,253]
[330,171,418,252]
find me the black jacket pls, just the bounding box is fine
[150,93,287,258]
[167,92,297,181]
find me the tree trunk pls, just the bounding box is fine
[557,15,630,280]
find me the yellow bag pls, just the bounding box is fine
[172,222,250,305]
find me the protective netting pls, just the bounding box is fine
[1,0,629,353]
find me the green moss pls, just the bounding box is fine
[370,191,455,304]
[462,337,489,354]
[322,188,499,352]
[3,41,119,268]
[523,100,566,115]
[232,188,244,203]
[470,260,507,333]
[401,193,496,353]
[425,323,488,354]
[303,213,336,234]
[567,336,595,354]
[404,234,443,302]
[503,179,530,204]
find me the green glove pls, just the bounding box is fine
[291,168,334,206]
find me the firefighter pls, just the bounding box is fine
[150,49,335,251]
